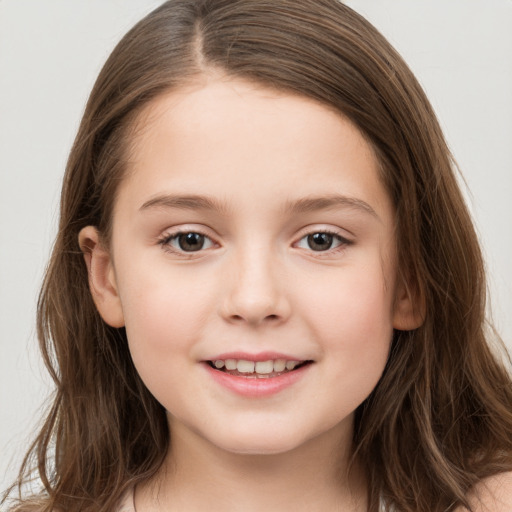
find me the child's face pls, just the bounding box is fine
[84,78,418,456]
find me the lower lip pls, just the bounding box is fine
[203,363,311,398]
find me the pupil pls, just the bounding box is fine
[179,233,204,252]
[308,233,333,251]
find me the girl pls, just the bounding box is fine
[3,1,512,510]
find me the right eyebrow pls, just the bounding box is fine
[139,194,232,215]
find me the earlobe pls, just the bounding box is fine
[392,280,426,331]
[78,226,125,328]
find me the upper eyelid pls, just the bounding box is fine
[294,225,354,242]
[158,224,216,240]
[159,229,217,246]
[294,231,352,251]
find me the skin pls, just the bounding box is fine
[80,77,423,511]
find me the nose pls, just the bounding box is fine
[219,247,291,327]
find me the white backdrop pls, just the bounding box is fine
[1,0,511,494]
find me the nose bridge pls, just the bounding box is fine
[220,238,290,325]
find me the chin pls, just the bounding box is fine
[207,425,315,457]
[218,440,302,456]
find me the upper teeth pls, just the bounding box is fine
[213,359,301,374]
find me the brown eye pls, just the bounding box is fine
[295,231,350,253]
[307,233,334,251]
[161,231,215,253]
[177,233,206,251]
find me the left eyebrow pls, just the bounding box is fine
[282,194,380,221]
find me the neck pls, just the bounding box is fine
[135,417,367,512]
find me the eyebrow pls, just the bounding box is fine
[140,194,232,215]
[282,195,379,219]
[139,193,379,220]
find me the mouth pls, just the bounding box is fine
[206,358,314,378]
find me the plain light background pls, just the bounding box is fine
[1,0,511,494]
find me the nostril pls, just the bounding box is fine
[227,312,282,327]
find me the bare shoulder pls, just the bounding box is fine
[455,472,512,512]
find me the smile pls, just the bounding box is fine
[207,358,311,378]
[203,355,314,397]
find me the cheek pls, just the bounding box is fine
[117,261,215,359]
[302,258,394,333]
[116,265,219,412]
[301,262,394,378]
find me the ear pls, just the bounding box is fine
[392,278,425,331]
[78,226,125,328]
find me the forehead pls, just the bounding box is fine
[115,78,391,222]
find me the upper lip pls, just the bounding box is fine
[204,351,308,362]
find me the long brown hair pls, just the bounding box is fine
[4,1,512,510]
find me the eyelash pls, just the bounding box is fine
[157,229,215,258]
[294,230,352,256]
[157,229,353,258]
